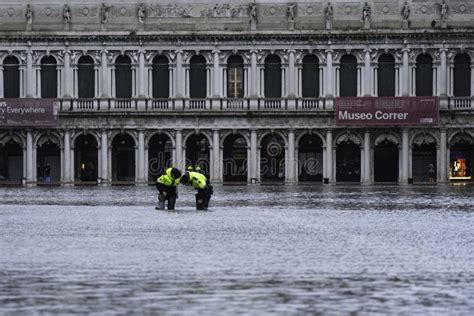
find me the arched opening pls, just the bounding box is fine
[416,54,433,96]
[264,55,282,98]
[74,134,98,183]
[298,134,323,182]
[41,56,57,98]
[453,53,471,97]
[377,54,395,97]
[302,55,320,98]
[3,56,20,98]
[449,135,474,181]
[336,140,360,182]
[190,55,207,98]
[412,140,437,183]
[112,134,135,183]
[152,55,170,98]
[227,55,244,99]
[223,134,247,182]
[148,134,173,182]
[339,54,358,97]
[0,139,23,183]
[37,137,61,184]
[374,138,399,182]
[78,56,95,99]
[115,55,132,99]
[260,134,285,182]
[185,134,210,175]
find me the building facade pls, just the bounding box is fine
[0,0,473,185]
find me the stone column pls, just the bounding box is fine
[439,47,448,109]
[250,50,258,109]
[286,129,297,183]
[63,50,72,98]
[250,129,258,183]
[401,128,409,184]
[363,130,371,184]
[0,65,3,97]
[325,49,334,109]
[137,129,146,184]
[175,129,183,170]
[402,48,410,96]
[439,129,448,182]
[212,49,220,98]
[137,50,146,98]
[100,130,109,185]
[212,129,221,182]
[325,130,333,183]
[100,50,110,98]
[175,50,183,98]
[287,50,296,98]
[25,50,34,97]
[26,130,34,186]
[364,48,372,96]
[63,130,71,184]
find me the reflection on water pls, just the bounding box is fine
[1,185,473,314]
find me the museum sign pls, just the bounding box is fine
[335,97,439,126]
[0,99,58,127]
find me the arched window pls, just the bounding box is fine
[454,53,471,97]
[78,56,95,99]
[41,56,57,98]
[115,55,132,99]
[416,54,433,96]
[339,54,357,97]
[190,55,207,98]
[302,55,319,98]
[377,54,395,97]
[264,55,282,98]
[3,56,20,98]
[227,55,244,98]
[152,55,169,98]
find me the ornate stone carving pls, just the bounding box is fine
[249,2,258,22]
[337,3,360,16]
[200,4,247,18]
[375,3,397,16]
[301,3,323,16]
[63,4,71,24]
[0,7,22,18]
[436,0,449,21]
[287,3,296,23]
[401,1,410,20]
[113,6,133,18]
[262,5,286,17]
[74,6,99,18]
[415,4,435,15]
[100,3,110,23]
[412,132,437,146]
[149,4,192,18]
[25,4,33,23]
[38,6,60,18]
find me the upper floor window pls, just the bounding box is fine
[339,54,357,97]
[115,55,132,99]
[302,55,319,98]
[264,55,281,98]
[377,54,395,97]
[190,55,207,99]
[416,54,433,96]
[454,53,471,97]
[41,56,57,98]
[227,55,244,98]
[78,56,95,99]
[3,56,20,98]
[152,55,169,98]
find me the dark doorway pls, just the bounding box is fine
[298,134,323,182]
[148,134,173,182]
[152,55,170,98]
[453,53,471,97]
[416,54,433,96]
[0,139,23,183]
[412,143,437,182]
[112,134,135,182]
[185,134,210,176]
[115,55,132,99]
[450,138,474,181]
[339,54,358,97]
[74,134,98,183]
[37,139,61,184]
[264,55,282,98]
[190,55,207,98]
[302,55,320,98]
[336,140,361,182]
[3,56,20,98]
[78,56,95,99]
[377,54,395,97]
[374,139,399,182]
[223,134,247,182]
[260,134,285,182]
[41,56,57,98]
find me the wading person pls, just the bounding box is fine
[156,167,182,210]
[180,171,213,210]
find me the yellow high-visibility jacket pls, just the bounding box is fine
[188,171,207,190]
[157,168,180,187]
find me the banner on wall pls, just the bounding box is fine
[335,97,439,126]
[0,99,58,127]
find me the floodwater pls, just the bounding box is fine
[1,184,473,315]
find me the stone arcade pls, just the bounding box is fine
[0,0,473,186]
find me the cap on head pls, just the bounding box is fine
[180,172,190,183]
[171,168,182,179]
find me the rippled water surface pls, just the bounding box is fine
[1,184,474,315]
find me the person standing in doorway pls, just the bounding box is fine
[428,163,436,183]
[44,164,51,183]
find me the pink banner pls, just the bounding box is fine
[335,97,439,126]
[0,99,58,127]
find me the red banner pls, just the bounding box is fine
[0,99,58,127]
[335,97,439,126]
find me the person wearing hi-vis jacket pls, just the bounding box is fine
[180,171,213,210]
